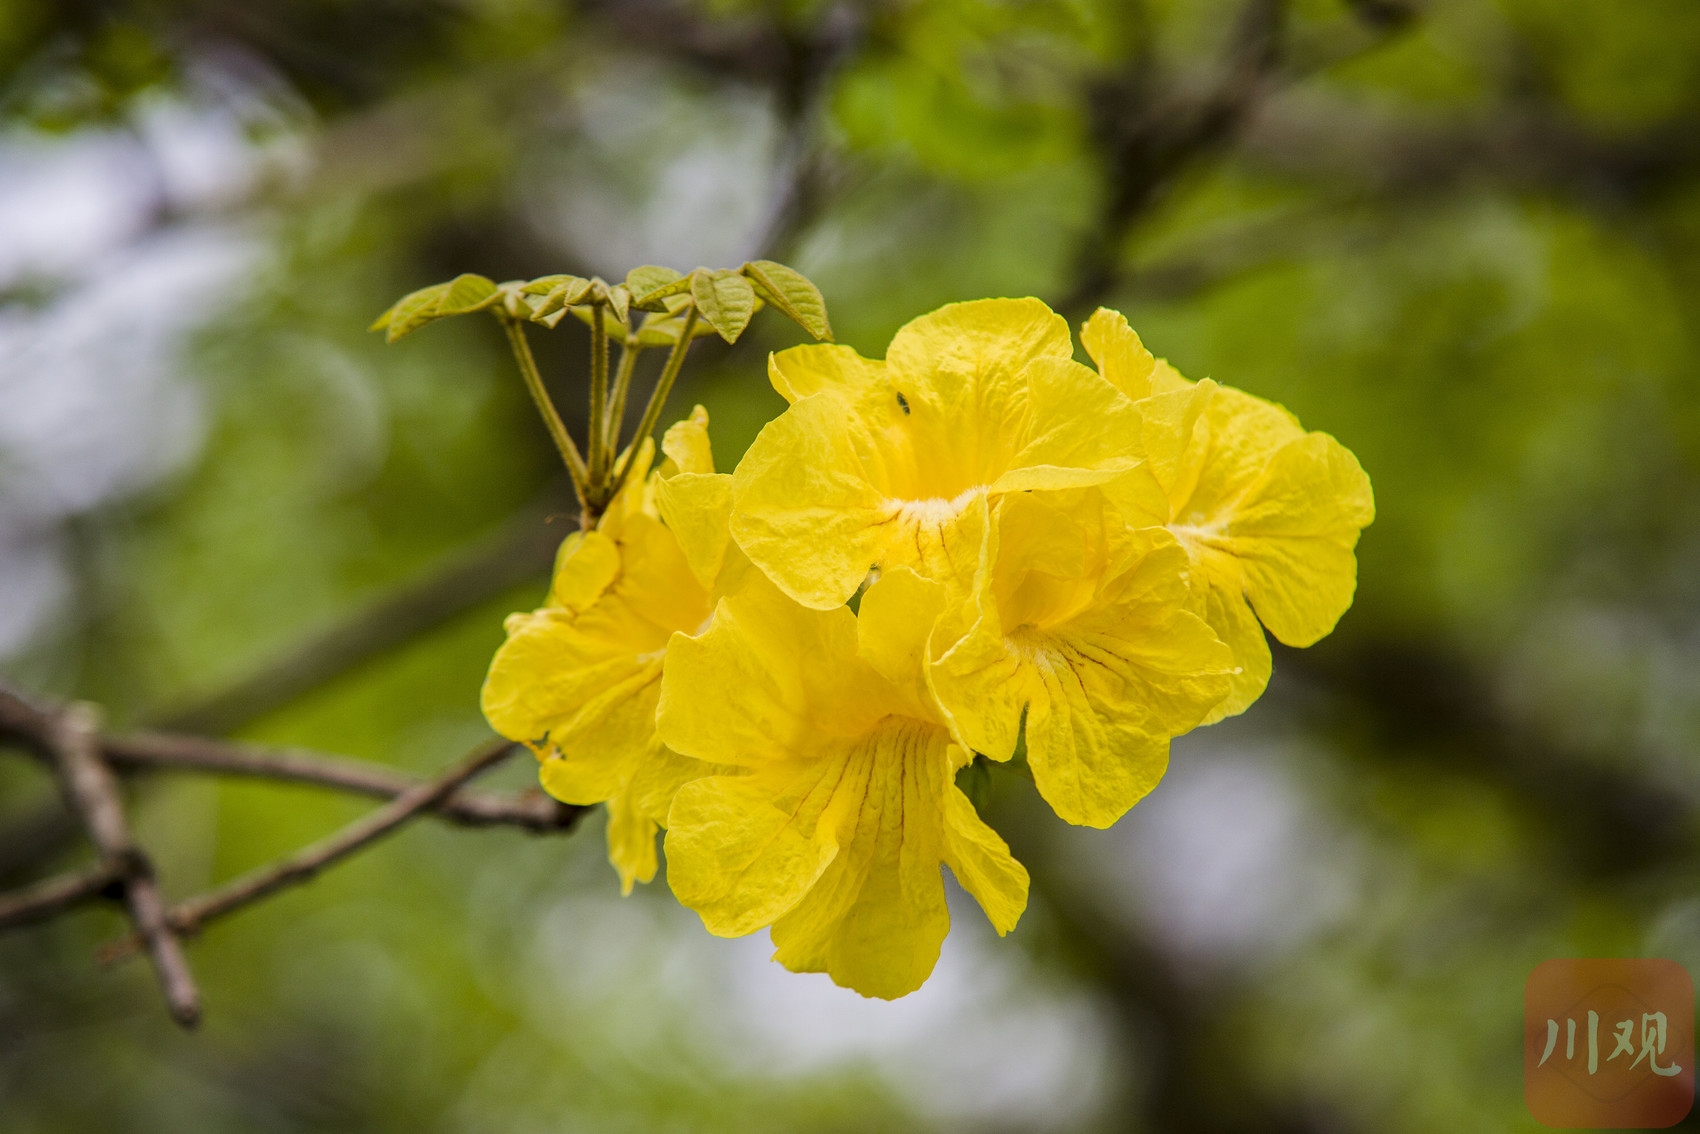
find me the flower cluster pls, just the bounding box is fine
[482,297,1374,998]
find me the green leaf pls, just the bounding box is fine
[626,265,684,309]
[691,268,757,343]
[371,274,499,343]
[606,283,631,325]
[370,282,448,342]
[528,276,594,320]
[435,273,499,315]
[630,268,692,312]
[742,260,832,341]
[519,274,579,295]
[634,307,723,348]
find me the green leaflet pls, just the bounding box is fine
[691,269,757,343]
[742,260,832,341]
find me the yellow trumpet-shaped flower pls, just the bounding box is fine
[1083,309,1376,720]
[657,571,1029,999]
[922,491,1234,828]
[481,407,741,892]
[732,297,1144,610]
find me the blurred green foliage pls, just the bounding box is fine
[4,0,1700,1131]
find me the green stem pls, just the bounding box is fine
[500,315,589,509]
[586,301,610,492]
[608,308,698,499]
[604,339,641,467]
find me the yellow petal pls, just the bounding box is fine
[654,471,733,591]
[769,343,887,405]
[534,660,662,803]
[768,720,954,999]
[986,359,1142,492]
[605,784,659,896]
[1189,552,1272,723]
[1024,665,1173,829]
[1080,308,1190,399]
[626,742,722,825]
[541,531,620,614]
[939,772,1029,935]
[855,565,945,700]
[730,392,896,609]
[886,297,1074,412]
[1176,384,1305,527]
[1017,539,1234,828]
[1132,380,1214,510]
[659,404,715,475]
[665,766,845,937]
[1216,431,1375,646]
[656,573,891,766]
[601,437,657,534]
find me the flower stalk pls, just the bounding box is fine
[373,261,833,528]
[500,314,589,512]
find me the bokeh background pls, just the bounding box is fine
[3,1,1700,1130]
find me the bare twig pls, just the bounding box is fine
[100,737,522,965]
[3,683,581,839]
[47,703,201,1027]
[0,861,123,930]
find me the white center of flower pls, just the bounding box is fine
[893,488,982,525]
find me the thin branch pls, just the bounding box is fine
[610,307,698,497]
[100,737,522,964]
[502,314,591,508]
[47,703,201,1027]
[586,299,611,496]
[604,339,641,461]
[101,731,583,832]
[0,861,122,931]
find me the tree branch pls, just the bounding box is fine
[46,703,201,1027]
[100,736,523,966]
[0,861,123,931]
[100,732,582,832]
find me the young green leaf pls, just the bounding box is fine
[742,260,832,341]
[629,268,692,312]
[626,265,684,310]
[606,283,631,325]
[691,269,757,343]
[634,307,723,348]
[520,274,579,295]
[370,282,449,342]
[435,273,499,315]
[568,305,632,339]
[529,276,594,320]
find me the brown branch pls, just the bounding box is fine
[46,703,201,1027]
[0,861,123,931]
[100,736,522,965]
[101,732,582,832]
[3,682,583,835]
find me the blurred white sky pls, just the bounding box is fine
[0,79,290,657]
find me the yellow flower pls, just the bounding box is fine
[1083,309,1376,720]
[923,490,1235,828]
[731,297,1144,610]
[657,570,1029,1000]
[480,407,740,892]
